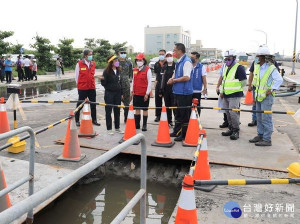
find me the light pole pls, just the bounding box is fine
[255,29,268,45]
[291,0,298,75]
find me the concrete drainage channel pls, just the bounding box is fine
[33,155,187,224]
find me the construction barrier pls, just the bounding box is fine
[0,97,10,134]
[15,100,298,115]
[0,100,86,152]
[194,178,300,186]
[0,162,11,212]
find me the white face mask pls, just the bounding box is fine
[137,61,144,67]
[166,57,173,63]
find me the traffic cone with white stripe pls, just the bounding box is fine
[78,99,96,138]
[0,162,11,212]
[58,111,86,162]
[0,97,10,134]
[119,105,139,144]
[175,174,197,224]
[152,106,175,147]
[183,108,200,147]
[193,129,216,192]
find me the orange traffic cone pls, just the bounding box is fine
[0,162,11,212]
[119,105,139,144]
[193,129,216,192]
[78,100,96,138]
[206,65,210,73]
[58,111,86,162]
[156,194,166,214]
[0,97,10,134]
[183,108,199,147]
[244,90,254,105]
[152,106,175,147]
[175,175,197,224]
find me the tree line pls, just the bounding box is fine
[0,30,128,72]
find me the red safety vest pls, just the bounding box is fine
[77,60,96,90]
[133,66,150,96]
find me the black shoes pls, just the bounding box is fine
[142,125,147,131]
[230,129,239,140]
[222,129,233,136]
[219,122,229,128]
[170,132,179,137]
[249,136,262,143]
[255,140,272,146]
[174,135,184,141]
[92,120,101,126]
[248,120,257,127]
[76,121,80,127]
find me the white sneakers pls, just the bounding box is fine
[107,129,124,135]
[115,129,124,134]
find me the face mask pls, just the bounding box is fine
[254,57,260,64]
[114,61,120,67]
[7,58,11,61]
[87,55,93,61]
[120,53,126,59]
[159,55,165,61]
[166,57,173,63]
[225,59,234,66]
[137,61,144,67]
[191,58,196,64]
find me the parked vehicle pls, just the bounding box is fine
[210,58,217,63]
[149,57,159,70]
[201,58,211,64]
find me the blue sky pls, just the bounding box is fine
[1,0,298,56]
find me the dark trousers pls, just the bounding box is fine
[163,90,176,124]
[1,71,5,82]
[61,66,64,75]
[173,94,193,138]
[192,92,202,116]
[24,67,31,80]
[104,90,121,130]
[32,71,37,80]
[75,89,97,122]
[155,86,163,117]
[17,68,24,81]
[5,71,12,83]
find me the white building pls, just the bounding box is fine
[144,26,191,55]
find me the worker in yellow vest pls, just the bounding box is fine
[218,49,247,140]
[249,45,283,146]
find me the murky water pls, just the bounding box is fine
[34,176,180,224]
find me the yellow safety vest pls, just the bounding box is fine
[253,64,260,87]
[255,64,276,102]
[221,63,243,95]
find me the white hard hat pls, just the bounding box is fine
[166,51,173,56]
[256,45,271,56]
[224,49,237,57]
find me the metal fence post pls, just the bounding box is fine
[140,136,147,224]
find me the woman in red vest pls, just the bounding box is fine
[131,53,152,131]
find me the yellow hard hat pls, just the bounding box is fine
[287,162,300,176]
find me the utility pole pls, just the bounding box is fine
[291,0,298,75]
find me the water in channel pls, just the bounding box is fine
[33,175,180,224]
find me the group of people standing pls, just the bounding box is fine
[74,43,282,146]
[216,45,283,146]
[0,55,37,83]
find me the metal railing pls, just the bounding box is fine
[0,133,147,224]
[0,126,35,223]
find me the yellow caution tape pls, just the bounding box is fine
[48,100,54,103]
[271,179,289,184]
[117,105,125,108]
[228,179,246,185]
[232,109,241,112]
[264,111,273,114]
[194,151,199,157]
[62,101,70,103]
[48,125,54,129]
[99,103,106,106]
[148,107,156,109]
[169,107,178,109]
[60,119,66,123]
[31,100,38,103]
[213,107,221,110]
[287,111,295,115]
